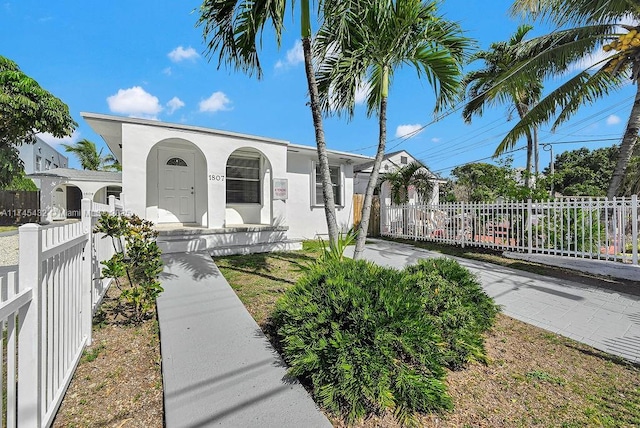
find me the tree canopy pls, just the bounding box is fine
[0,56,76,148]
[0,56,76,186]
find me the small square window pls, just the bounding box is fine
[400,156,408,164]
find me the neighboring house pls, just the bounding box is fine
[82,113,371,255]
[18,135,68,174]
[28,168,121,222]
[354,150,445,206]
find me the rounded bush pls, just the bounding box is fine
[272,257,498,424]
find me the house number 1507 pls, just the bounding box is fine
[208,174,225,181]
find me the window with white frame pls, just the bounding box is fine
[226,155,261,204]
[35,155,42,171]
[314,163,342,206]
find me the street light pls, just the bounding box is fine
[542,143,554,197]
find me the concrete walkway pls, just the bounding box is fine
[157,252,331,428]
[354,239,640,364]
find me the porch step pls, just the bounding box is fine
[156,225,302,255]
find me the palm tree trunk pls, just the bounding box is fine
[607,81,640,198]
[301,34,339,248]
[353,95,387,259]
[525,133,533,188]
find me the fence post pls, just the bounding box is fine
[81,198,93,346]
[632,194,638,265]
[108,195,116,213]
[461,201,466,248]
[527,199,533,254]
[17,223,43,427]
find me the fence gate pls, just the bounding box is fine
[353,194,380,237]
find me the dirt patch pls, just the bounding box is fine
[52,286,163,428]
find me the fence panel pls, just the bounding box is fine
[353,195,381,237]
[0,190,40,226]
[381,195,639,265]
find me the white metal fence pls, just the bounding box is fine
[381,195,639,265]
[0,196,123,427]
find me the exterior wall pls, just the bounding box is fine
[18,137,68,175]
[121,123,288,228]
[286,152,356,240]
[38,178,120,223]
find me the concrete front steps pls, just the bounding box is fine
[156,224,303,256]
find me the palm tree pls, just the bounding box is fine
[197,0,364,249]
[462,24,542,188]
[500,0,638,198]
[62,139,120,171]
[381,161,435,205]
[315,0,470,259]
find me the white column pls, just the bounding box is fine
[81,199,93,346]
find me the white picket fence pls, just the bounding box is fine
[381,195,639,265]
[0,196,123,427]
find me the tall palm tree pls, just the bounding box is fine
[462,24,542,188]
[62,139,120,171]
[197,0,364,248]
[315,0,470,259]
[500,0,638,198]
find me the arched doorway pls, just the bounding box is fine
[93,185,122,204]
[51,184,82,220]
[147,139,207,225]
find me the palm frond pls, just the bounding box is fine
[497,68,625,154]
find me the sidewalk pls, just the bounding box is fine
[354,239,640,364]
[157,252,331,428]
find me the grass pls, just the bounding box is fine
[0,226,17,233]
[215,244,640,427]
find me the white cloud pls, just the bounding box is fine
[168,46,199,63]
[166,97,185,114]
[106,86,163,119]
[606,114,621,125]
[199,91,231,113]
[275,40,304,69]
[431,137,441,143]
[395,124,424,138]
[162,67,172,76]
[37,130,81,149]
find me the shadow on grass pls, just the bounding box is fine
[216,251,317,285]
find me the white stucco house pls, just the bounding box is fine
[28,168,122,222]
[82,113,371,255]
[354,150,445,206]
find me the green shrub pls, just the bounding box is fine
[95,213,163,323]
[405,258,500,369]
[273,258,451,425]
[273,256,498,425]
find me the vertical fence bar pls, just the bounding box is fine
[17,224,43,427]
[81,198,93,346]
[527,199,533,254]
[632,195,638,265]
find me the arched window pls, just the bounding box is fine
[166,157,188,167]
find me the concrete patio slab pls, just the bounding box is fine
[157,252,331,428]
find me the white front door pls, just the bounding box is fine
[158,150,195,223]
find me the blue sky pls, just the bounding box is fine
[1,0,635,176]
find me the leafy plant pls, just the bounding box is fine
[405,258,500,369]
[95,213,163,323]
[272,256,498,425]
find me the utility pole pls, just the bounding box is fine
[542,143,554,197]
